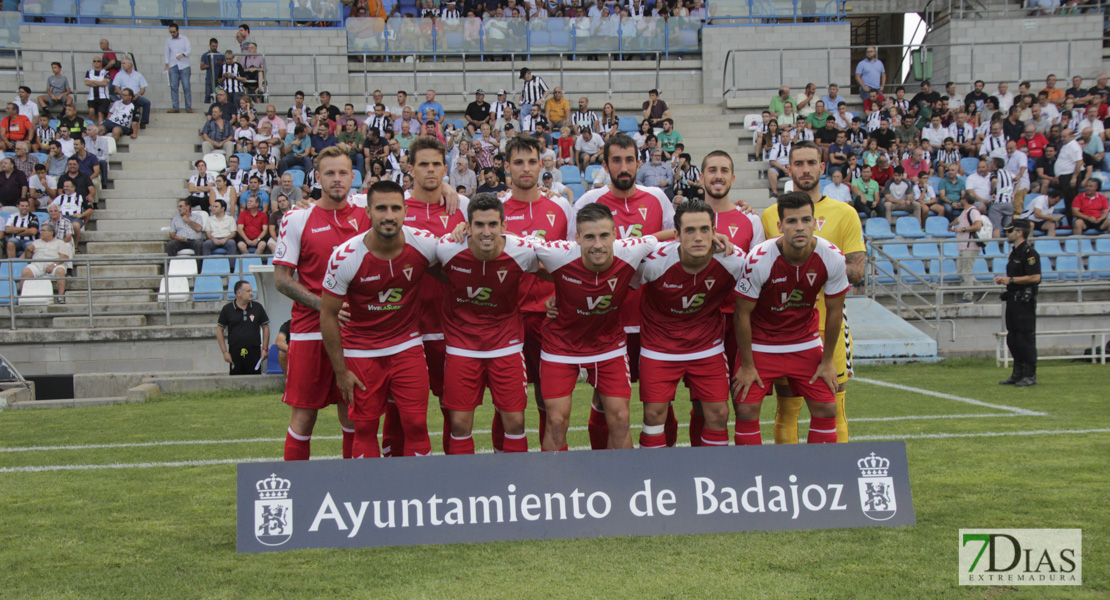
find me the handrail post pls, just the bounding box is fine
[85,256,93,328]
[7,260,15,330]
[183,0,188,24]
[779,47,784,89]
[311,54,318,99]
[164,257,171,324]
[1017,40,1022,81]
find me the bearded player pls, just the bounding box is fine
[760,141,865,444]
[436,193,541,454]
[573,133,676,449]
[634,200,745,448]
[686,150,765,446]
[532,203,664,451]
[274,146,369,461]
[320,180,440,457]
[732,192,848,445]
[492,136,574,451]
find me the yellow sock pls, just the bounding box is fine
[773,395,803,444]
[835,390,849,442]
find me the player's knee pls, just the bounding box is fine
[289,407,318,435]
[642,403,668,425]
[702,401,730,424]
[547,410,570,431]
[810,401,836,419]
[500,411,525,434]
[604,406,630,429]
[735,402,759,421]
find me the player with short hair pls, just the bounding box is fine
[273,145,370,461]
[490,135,574,451]
[760,141,866,444]
[532,203,663,451]
[634,200,745,448]
[733,192,849,445]
[573,133,676,449]
[320,180,440,458]
[436,193,541,454]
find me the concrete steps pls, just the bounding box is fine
[91,209,176,221]
[93,219,173,232]
[53,315,147,328]
[103,189,185,200]
[85,241,167,254]
[81,231,169,243]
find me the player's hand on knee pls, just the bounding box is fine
[811,359,838,395]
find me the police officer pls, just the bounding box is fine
[216,279,270,375]
[994,219,1041,387]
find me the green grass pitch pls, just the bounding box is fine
[1,358,1107,599]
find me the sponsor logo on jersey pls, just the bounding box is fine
[466,287,492,301]
[562,275,582,284]
[680,293,705,309]
[662,282,684,289]
[377,288,404,303]
[310,225,332,234]
[404,215,417,221]
[585,295,612,310]
[505,215,525,221]
[618,223,643,238]
[771,276,787,284]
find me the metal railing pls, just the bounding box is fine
[928,0,1109,24]
[19,0,343,27]
[703,0,844,22]
[0,48,137,98]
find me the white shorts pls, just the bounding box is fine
[26,262,64,278]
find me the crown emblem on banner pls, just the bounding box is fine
[256,474,292,500]
[857,453,890,477]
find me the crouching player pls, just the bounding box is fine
[436,193,541,454]
[731,192,848,445]
[634,200,746,448]
[320,181,440,458]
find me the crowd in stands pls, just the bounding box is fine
[761,48,1110,243]
[348,0,708,23]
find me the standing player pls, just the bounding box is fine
[437,193,540,454]
[532,203,663,451]
[635,201,745,448]
[378,136,469,457]
[687,150,765,446]
[760,141,866,444]
[493,136,574,451]
[273,146,369,461]
[320,180,440,458]
[733,192,848,445]
[574,133,676,449]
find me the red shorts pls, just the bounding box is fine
[345,345,429,422]
[282,337,341,409]
[442,351,528,412]
[424,338,446,398]
[641,352,730,404]
[540,354,631,400]
[522,312,545,388]
[736,346,835,404]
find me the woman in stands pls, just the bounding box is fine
[209,174,234,214]
[862,137,884,167]
[599,103,619,141]
[633,119,652,149]
[755,119,779,161]
[473,123,496,170]
[236,95,258,127]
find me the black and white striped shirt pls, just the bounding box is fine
[520,76,549,105]
[491,100,516,121]
[6,212,39,243]
[86,68,111,101]
[676,165,701,191]
[982,134,1006,157]
[366,114,391,137]
[188,173,216,199]
[248,167,276,190]
[222,62,245,94]
[866,110,883,132]
[52,193,90,217]
[570,109,599,133]
[894,99,909,114]
[992,169,1015,204]
[768,142,791,164]
[948,122,974,145]
[441,7,461,19]
[936,148,961,167]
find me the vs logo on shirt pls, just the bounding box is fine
[586,295,612,310]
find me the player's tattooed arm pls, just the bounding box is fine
[844,251,867,285]
[274,264,322,311]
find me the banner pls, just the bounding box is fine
[237,442,915,553]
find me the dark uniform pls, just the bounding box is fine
[1000,223,1040,387]
[218,300,270,375]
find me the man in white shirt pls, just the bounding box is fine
[201,198,237,258]
[964,158,993,210]
[922,115,949,147]
[163,23,192,113]
[823,169,852,203]
[1003,140,1030,214]
[18,223,70,303]
[795,83,817,118]
[13,86,39,120]
[1054,128,1083,215]
[996,82,1015,112]
[574,129,603,167]
[1076,105,1105,141]
[945,82,963,112]
[1020,191,1064,236]
[389,90,411,120]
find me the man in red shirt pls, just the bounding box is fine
[1072,179,1110,232]
[532,203,663,451]
[436,194,540,454]
[732,192,849,445]
[870,155,894,187]
[0,103,32,152]
[1017,124,1049,159]
[574,133,675,449]
[235,195,268,254]
[635,201,745,448]
[273,146,371,461]
[492,136,573,451]
[321,180,440,458]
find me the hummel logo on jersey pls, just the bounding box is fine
[618,224,643,238]
[402,266,414,280]
[310,225,332,234]
[359,275,381,283]
[450,265,472,273]
[404,215,417,221]
[377,288,403,303]
[662,282,684,289]
[771,276,787,284]
[607,278,619,291]
[505,215,525,221]
[586,295,612,310]
[562,275,582,284]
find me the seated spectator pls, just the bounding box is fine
[19,223,70,303]
[863,88,887,114]
[475,167,507,195]
[806,101,832,130]
[1031,144,1058,195]
[10,142,37,185]
[598,103,619,140]
[166,198,205,256]
[1020,191,1064,236]
[238,175,271,212]
[794,83,817,117]
[49,179,93,246]
[202,199,237,257]
[32,113,55,154]
[642,88,671,127]
[541,171,573,203]
[921,115,947,147]
[521,104,548,135]
[673,153,702,201]
[42,202,73,244]
[308,122,337,160]
[766,128,792,196]
[248,153,277,192]
[882,166,922,225]
[188,159,216,207]
[852,165,882,217]
[417,89,445,126]
[656,119,683,159]
[869,118,896,150]
[778,102,799,129]
[207,88,235,122]
[84,127,111,189]
[5,198,38,258]
[0,102,33,152]
[266,193,291,253]
[279,124,312,173]
[815,117,840,153]
[236,195,268,254]
[58,157,96,204]
[35,62,73,116]
[1071,179,1110,232]
[111,57,151,130]
[449,156,477,196]
[28,163,57,208]
[902,148,930,180]
[233,114,255,154]
[825,130,852,176]
[258,104,286,138]
[636,147,674,194]
[272,173,302,206]
[913,171,947,220]
[755,119,779,162]
[574,128,604,168]
[824,169,852,203]
[286,90,312,127]
[964,159,992,209]
[555,126,574,167]
[833,102,856,130]
[0,157,28,212]
[242,42,266,102]
[871,154,894,187]
[69,138,100,182]
[201,105,234,154]
[103,88,140,142]
[55,125,75,157]
[768,87,794,118]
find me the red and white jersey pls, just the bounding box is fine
[634,241,746,360]
[714,205,765,314]
[321,226,439,355]
[436,234,539,357]
[735,237,849,353]
[533,236,659,362]
[403,193,470,340]
[574,185,675,332]
[501,193,574,314]
[273,203,370,335]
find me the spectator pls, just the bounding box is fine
[104,88,140,142]
[1041,74,1064,107]
[216,280,269,375]
[0,157,28,212]
[993,81,1013,113]
[826,130,851,176]
[1020,191,1064,236]
[237,175,270,212]
[852,165,881,217]
[902,148,930,180]
[871,154,894,187]
[820,83,846,113]
[795,82,817,117]
[201,105,234,154]
[13,86,39,121]
[163,23,192,114]
[266,193,291,253]
[1071,178,1110,232]
[948,111,977,156]
[543,87,570,130]
[598,102,619,140]
[540,171,573,203]
[963,158,992,210]
[50,178,93,246]
[475,167,507,195]
[112,57,151,130]
[99,38,120,82]
[570,97,600,136]
[863,88,887,114]
[55,124,75,157]
[1003,140,1031,214]
[275,318,290,374]
[1054,127,1083,215]
[242,42,265,102]
[31,114,54,154]
[1002,106,1025,142]
[883,166,921,225]
[236,24,253,52]
[815,116,840,153]
[185,159,215,208]
[18,223,70,303]
[202,198,236,257]
[755,119,779,162]
[855,46,886,99]
[11,141,36,182]
[673,153,702,201]
[236,195,268,254]
[491,89,515,122]
[449,155,477,196]
[286,90,312,126]
[0,103,32,152]
[84,125,110,186]
[823,169,852,203]
[206,88,235,123]
[833,102,856,130]
[417,89,445,126]
[806,101,832,130]
[987,157,1016,235]
[219,49,246,108]
[28,163,56,209]
[1032,143,1058,195]
[222,155,247,192]
[656,119,683,158]
[920,114,946,147]
[642,88,671,127]
[4,198,38,258]
[937,163,966,212]
[950,200,984,303]
[519,68,550,119]
[766,128,792,196]
[464,89,491,128]
[257,104,286,139]
[574,128,603,168]
[69,137,99,183]
[307,122,338,160]
[768,86,794,118]
[636,147,673,193]
[42,202,73,244]
[199,38,224,104]
[43,141,66,180]
[35,62,73,117]
[167,198,205,256]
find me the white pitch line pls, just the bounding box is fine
[2,429,1108,473]
[0,413,1025,454]
[853,377,1046,417]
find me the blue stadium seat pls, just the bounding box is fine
[942,242,959,257]
[1088,254,1110,278]
[584,164,603,183]
[567,183,586,200]
[289,170,305,188]
[200,257,232,274]
[928,176,941,190]
[559,165,581,184]
[228,274,258,294]
[618,116,639,133]
[878,243,911,260]
[0,262,11,306]
[1064,239,1095,256]
[265,344,283,374]
[925,216,955,238]
[981,241,1004,257]
[1054,255,1084,280]
[1096,238,1110,254]
[871,259,896,285]
[352,170,363,189]
[973,257,994,281]
[928,259,961,283]
[530,30,550,47]
[1039,257,1059,281]
[1034,239,1065,257]
[30,152,47,164]
[235,153,253,169]
[895,217,924,239]
[33,211,49,226]
[960,157,980,175]
[864,217,894,240]
[891,210,911,218]
[991,257,1008,276]
[899,259,928,284]
[235,256,264,274]
[551,131,561,140]
[49,119,59,129]
[193,275,226,301]
[910,242,940,259]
